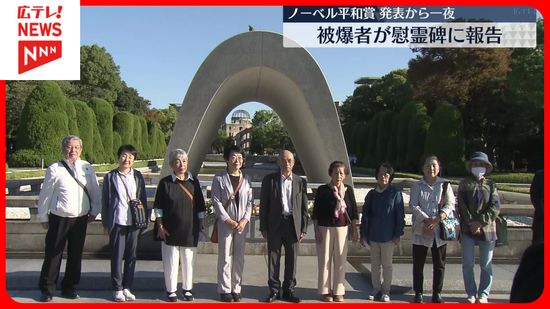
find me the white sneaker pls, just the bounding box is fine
[466,296,476,303]
[477,296,488,303]
[381,294,390,302]
[122,289,136,301]
[367,294,374,300]
[113,290,125,302]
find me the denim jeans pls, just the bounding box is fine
[461,232,495,298]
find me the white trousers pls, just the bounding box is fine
[217,220,247,293]
[161,242,195,293]
[317,226,348,295]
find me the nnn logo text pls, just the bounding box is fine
[18,40,62,74]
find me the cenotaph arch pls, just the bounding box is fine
[162,31,352,185]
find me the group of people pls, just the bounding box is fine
[36,135,514,303]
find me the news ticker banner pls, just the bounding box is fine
[0,0,80,80]
[283,6,537,48]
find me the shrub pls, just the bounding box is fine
[424,103,465,176]
[149,121,166,158]
[64,97,79,136]
[10,149,43,167]
[88,97,113,159]
[385,114,400,164]
[112,131,122,159]
[73,99,95,161]
[89,112,107,163]
[113,111,134,145]
[405,113,432,172]
[395,101,427,169]
[375,110,394,164]
[15,81,69,166]
[137,116,151,159]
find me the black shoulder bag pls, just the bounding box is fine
[119,172,148,229]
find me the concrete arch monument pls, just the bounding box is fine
[163,31,352,185]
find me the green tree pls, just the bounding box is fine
[88,97,114,160]
[407,48,512,112]
[212,129,232,154]
[424,103,465,176]
[71,44,123,104]
[115,81,151,115]
[250,110,293,154]
[14,81,69,166]
[144,105,177,143]
[340,70,411,127]
[495,20,544,170]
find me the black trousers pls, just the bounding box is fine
[412,240,447,294]
[110,224,140,291]
[38,214,89,294]
[267,215,298,294]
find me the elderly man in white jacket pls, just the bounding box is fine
[37,135,101,302]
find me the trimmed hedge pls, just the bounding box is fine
[14,81,69,166]
[64,97,79,136]
[395,101,427,169]
[385,114,400,165]
[424,103,465,176]
[374,110,394,164]
[405,113,432,172]
[113,111,134,145]
[73,99,95,161]
[132,114,143,153]
[138,116,151,159]
[89,112,107,164]
[10,149,43,168]
[149,121,166,158]
[88,97,113,160]
[112,131,122,159]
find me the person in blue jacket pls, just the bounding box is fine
[360,162,405,303]
[101,144,148,302]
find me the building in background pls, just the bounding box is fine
[222,109,252,152]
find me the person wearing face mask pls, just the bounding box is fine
[312,161,359,302]
[457,151,500,304]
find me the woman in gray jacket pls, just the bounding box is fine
[211,145,253,302]
[409,155,455,304]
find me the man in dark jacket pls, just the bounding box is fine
[259,150,308,303]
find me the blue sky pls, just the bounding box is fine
[81,6,415,122]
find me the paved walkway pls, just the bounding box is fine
[7,255,516,303]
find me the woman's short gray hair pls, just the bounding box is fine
[61,135,82,150]
[169,149,188,166]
